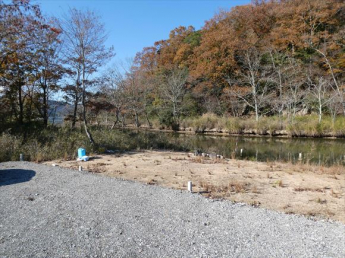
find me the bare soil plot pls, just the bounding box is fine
[44,150,345,223]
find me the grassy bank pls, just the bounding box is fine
[0,126,190,163]
[177,114,345,137]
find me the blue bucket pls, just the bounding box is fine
[78,148,86,159]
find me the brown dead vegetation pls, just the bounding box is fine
[44,150,345,223]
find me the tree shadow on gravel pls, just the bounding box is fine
[0,169,36,187]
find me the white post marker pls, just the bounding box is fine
[79,166,82,171]
[20,154,24,161]
[188,181,192,192]
[240,149,243,156]
[298,153,302,160]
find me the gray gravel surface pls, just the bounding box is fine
[0,161,344,258]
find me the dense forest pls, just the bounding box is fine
[1,0,345,143]
[129,0,345,127]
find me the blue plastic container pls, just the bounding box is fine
[78,148,86,159]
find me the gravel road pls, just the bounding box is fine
[1,161,344,258]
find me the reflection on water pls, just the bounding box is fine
[147,131,345,166]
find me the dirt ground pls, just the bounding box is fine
[44,150,345,224]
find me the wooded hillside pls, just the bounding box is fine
[131,0,345,125]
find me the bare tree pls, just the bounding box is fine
[268,50,293,126]
[313,48,345,116]
[112,58,146,128]
[327,92,342,126]
[227,48,273,121]
[138,74,155,128]
[307,76,334,124]
[269,55,308,124]
[287,80,305,123]
[124,68,144,128]
[58,8,114,145]
[161,67,188,123]
[100,67,126,129]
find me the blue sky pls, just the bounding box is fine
[38,0,251,64]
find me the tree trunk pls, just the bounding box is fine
[18,82,23,125]
[83,121,95,145]
[145,111,152,128]
[251,73,259,122]
[318,104,322,124]
[172,101,178,123]
[135,111,140,128]
[43,85,48,126]
[254,99,259,122]
[121,114,126,128]
[82,100,95,145]
[82,66,95,145]
[72,94,78,128]
[111,110,120,129]
[82,89,95,145]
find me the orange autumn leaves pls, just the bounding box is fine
[134,0,344,93]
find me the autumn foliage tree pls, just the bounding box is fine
[57,8,114,144]
[0,0,62,126]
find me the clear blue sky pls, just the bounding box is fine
[38,0,251,64]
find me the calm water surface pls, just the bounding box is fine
[157,132,345,166]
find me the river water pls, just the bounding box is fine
[144,131,345,166]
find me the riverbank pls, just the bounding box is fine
[44,150,345,224]
[126,125,340,139]
[138,114,345,138]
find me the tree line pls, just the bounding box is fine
[1,0,345,143]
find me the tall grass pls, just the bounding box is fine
[180,114,345,137]
[0,126,191,163]
[0,127,90,162]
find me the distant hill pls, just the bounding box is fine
[48,100,73,124]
